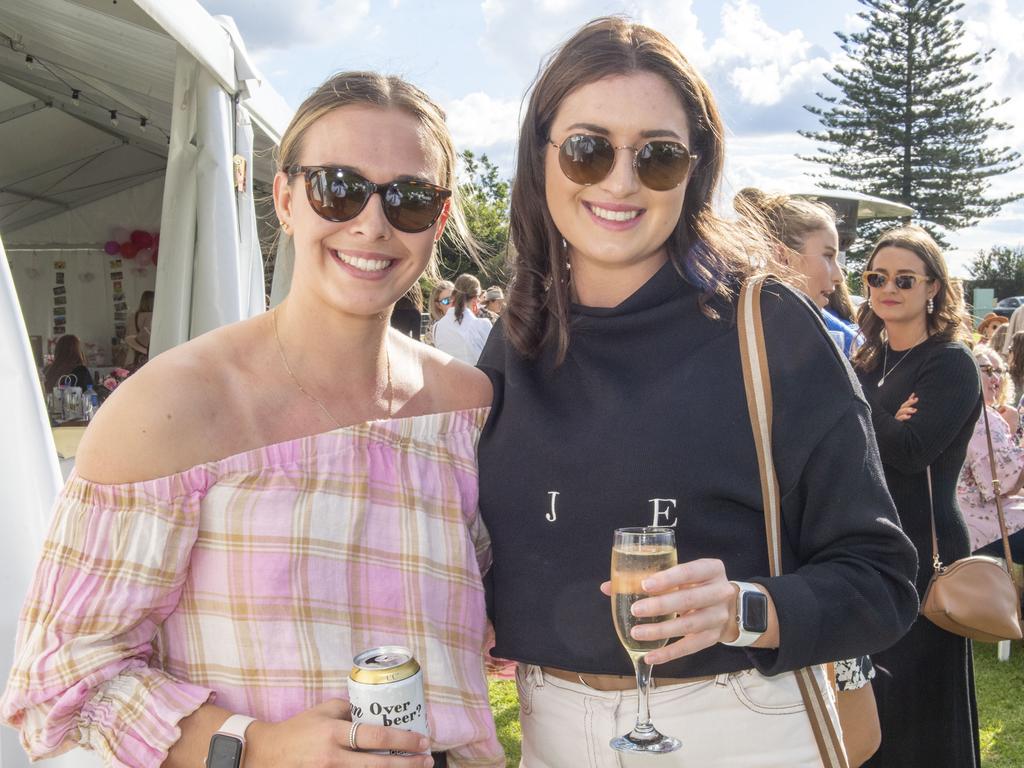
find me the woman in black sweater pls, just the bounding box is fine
[477,17,918,767]
[854,226,981,767]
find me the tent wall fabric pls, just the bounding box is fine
[0,236,99,768]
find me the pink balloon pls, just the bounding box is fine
[135,247,153,266]
[119,242,138,259]
[111,226,130,243]
[130,229,154,248]
[104,240,120,255]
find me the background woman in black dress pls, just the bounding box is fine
[853,225,981,767]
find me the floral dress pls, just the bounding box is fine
[956,404,1024,551]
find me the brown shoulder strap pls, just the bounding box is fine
[737,276,850,768]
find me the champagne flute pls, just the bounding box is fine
[610,526,682,754]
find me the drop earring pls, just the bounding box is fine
[927,297,934,314]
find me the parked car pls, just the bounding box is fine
[993,296,1024,318]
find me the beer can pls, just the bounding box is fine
[348,646,429,748]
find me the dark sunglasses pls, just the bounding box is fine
[863,270,933,290]
[979,364,1007,376]
[548,134,697,191]
[287,165,451,233]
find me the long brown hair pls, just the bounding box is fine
[134,289,154,331]
[452,274,481,323]
[44,334,87,391]
[852,225,970,372]
[505,16,768,363]
[275,71,480,293]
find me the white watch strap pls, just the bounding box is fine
[722,581,764,647]
[217,714,256,742]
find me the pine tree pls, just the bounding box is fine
[801,0,1020,265]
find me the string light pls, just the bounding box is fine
[1,33,179,145]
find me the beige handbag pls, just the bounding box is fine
[737,276,850,768]
[919,403,1023,642]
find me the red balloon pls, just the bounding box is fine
[130,229,154,248]
[104,240,120,255]
[119,241,138,259]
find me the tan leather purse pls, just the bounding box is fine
[738,277,850,768]
[920,403,1023,642]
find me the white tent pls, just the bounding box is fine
[0,0,290,360]
[0,2,292,765]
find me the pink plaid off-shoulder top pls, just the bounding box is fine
[1,408,502,768]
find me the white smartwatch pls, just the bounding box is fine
[206,714,256,768]
[721,581,769,647]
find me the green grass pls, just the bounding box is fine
[488,679,520,767]
[488,642,1024,768]
[976,641,1024,767]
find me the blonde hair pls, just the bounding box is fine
[276,71,479,289]
[733,188,836,255]
[975,344,1015,408]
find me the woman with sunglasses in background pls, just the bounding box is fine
[428,279,455,325]
[852,225,981,768]
[1,72,502,768]
[956,344,1024,563]
[477,17,917,766]
[423,279,454,346]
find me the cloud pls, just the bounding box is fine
[445,92,523,149]
[196,0,371,50]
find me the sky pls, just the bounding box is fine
[197,0,1024,276]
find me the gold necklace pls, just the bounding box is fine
[272,306,393,427]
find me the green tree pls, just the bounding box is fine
[801,0,1021,268]
[967,245,1024,300]
[436,150,511,284]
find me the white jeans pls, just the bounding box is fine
[516,663,842,768]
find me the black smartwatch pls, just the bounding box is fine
[721,581,769,647]
[206,715,256,768]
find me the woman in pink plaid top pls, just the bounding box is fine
[1,73,501,768]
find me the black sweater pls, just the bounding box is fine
[477,261,919,678]
[858,338,980,596]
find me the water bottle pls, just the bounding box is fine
[84,385,98,421]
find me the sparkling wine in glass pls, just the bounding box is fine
[609,526,682,754]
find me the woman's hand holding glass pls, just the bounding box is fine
[602,557,774,665]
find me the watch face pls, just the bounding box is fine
[741,591,769,634]
[207,735,243,768]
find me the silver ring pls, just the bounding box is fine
[348,721,361,752]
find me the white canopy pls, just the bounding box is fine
[0,2,292,765]
[791,189,916,220]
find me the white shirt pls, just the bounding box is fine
[433,307,493,364]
